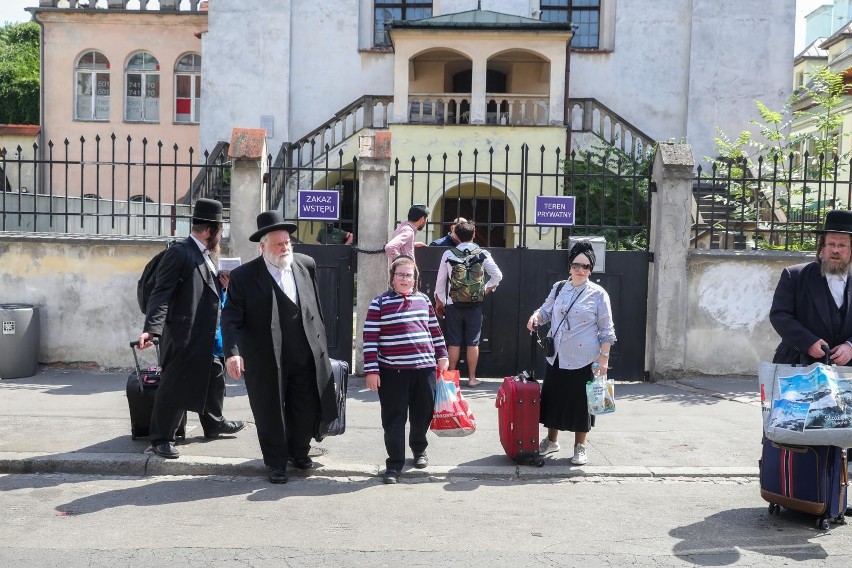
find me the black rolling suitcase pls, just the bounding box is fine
[127,340,186,440]
[314,359,349,441]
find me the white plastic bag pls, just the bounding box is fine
[586,373,615,415]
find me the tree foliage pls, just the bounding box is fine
[0,21,40,125]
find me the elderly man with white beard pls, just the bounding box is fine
[221,211,338,484]
[770,209,852,366]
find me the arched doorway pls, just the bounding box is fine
[431,182,515,248]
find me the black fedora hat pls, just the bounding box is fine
[192,198,224,223]
[250,211,298,242]
[815,209,852,235]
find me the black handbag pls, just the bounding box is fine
[544,336,556,358]
[314,359,349,442]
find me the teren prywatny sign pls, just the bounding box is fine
[535,195,575,226]
[298,190,339,221]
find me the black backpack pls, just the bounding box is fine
[137,240,182,314]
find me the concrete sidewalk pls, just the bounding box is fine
[0,367,766,480]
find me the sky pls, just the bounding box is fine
[0,1,36,26]
[0,0,837,52]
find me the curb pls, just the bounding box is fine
[0,452,762,480]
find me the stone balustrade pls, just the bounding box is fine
[38,0,207,11]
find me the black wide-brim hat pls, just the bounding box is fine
[814,209,852,235]
[192,198,224,223]
[250,211,298,242]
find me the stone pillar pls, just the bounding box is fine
[353,131,392,375]
[226,128,268,265]
[469,57,487,125]
[647,143,695,379]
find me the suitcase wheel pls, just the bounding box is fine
[767,503,780,515]
[818,517,831,530]
[535,457,545,467]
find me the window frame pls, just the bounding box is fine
[124,51,161,123]
[174,53,202,124]
[374,0,432,47]
[74,51,111,122]
[540,0,601,50]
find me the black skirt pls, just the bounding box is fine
[539,360,595,433]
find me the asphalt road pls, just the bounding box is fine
[1,473,849,567]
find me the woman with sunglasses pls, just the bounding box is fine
[526,241,616,465]
[363,255,449,484]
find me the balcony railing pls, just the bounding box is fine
[407,94,550,126]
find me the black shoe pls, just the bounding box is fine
[146,442,179,459]
[383,469,400,484]
[413,453,428,469]
[289,456,313,470]
[204,420,246,439]
[267,466,288,484]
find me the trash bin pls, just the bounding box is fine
[0,304,40,379]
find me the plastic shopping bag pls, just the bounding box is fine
[429,369,476,437]
[586,373,615,415]
[759,361,852,446]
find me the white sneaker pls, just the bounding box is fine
[571,443,588,465]
[539,438,560,455]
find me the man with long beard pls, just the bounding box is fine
[221,211,338,484]
[770,209,852,365]
[138,198,245,459]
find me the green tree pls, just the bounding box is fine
[0,21,40,125]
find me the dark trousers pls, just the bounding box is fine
[377,366,437,471]
[246,359,320,468]
[150,357,227,444]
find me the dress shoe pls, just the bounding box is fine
[146,442,179,459]
[204,420,246,439]
[267,466,288,484]
[413,453,428,469]
[289,456,313,470]
[383,469,400,484]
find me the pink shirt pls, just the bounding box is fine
[385,221,418,265]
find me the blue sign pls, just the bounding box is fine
[535,195,575,226]
[298,190,339,221]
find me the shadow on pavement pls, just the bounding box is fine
[669,507,830,565]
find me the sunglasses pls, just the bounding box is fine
[570,263,592,271]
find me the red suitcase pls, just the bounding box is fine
[496,371,544,466]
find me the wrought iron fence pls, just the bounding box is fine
[692,153,852,250]
[0,135,229,237]
[392,143,651,250]
[267,141,359,244]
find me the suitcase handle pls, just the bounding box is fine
[129,338,160,377]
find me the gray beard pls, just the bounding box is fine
[263,249,293,270]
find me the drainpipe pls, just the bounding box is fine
[31,8,46,193]
[564,37,572,159]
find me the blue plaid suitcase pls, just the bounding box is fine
[759,437,848,529]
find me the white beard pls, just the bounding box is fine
[263,248,293,270]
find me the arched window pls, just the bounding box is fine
[174,53,201,124]
[75,51,110,121]
[125,52,160,122]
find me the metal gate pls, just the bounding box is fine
[418,247,649,381]
[297,244,355,367]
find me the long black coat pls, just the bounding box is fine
[143,237,220,413]
[220,253,337,427]
[769,260,852,364]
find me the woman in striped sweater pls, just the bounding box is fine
[363,255,449,484]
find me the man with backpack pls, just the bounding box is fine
[137,198,245,459]
[434,220,502,387]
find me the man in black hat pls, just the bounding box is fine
[221,211,338,484]
[138,198,245,459]
[770,209,852,365]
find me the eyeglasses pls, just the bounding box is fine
[394,273,415,280]
[570,263,592,271]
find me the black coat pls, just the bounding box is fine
[769,260,852,364]
[143,237,220,413]
[221,253,337,426]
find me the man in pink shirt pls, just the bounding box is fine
[385,204,429,265]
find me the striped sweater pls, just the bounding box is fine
[363,290,448,373]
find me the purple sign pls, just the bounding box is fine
[298,190,339,221]
[535,195,575,226]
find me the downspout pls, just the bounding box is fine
[31,8,46,194]
[564,35,572,159]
